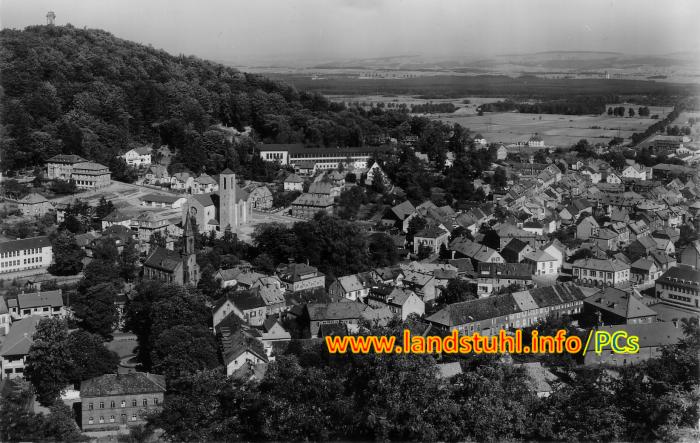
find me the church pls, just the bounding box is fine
[142,212,200,286]
[184,169,252,235]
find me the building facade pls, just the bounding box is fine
[71,162,111,189]
[0,236,53,279]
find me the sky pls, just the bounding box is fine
[1,0,699,65]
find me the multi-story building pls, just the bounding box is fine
[413,226,450,255]
[143,215,199,286]
[476,263,534,297]
[572,258,630,287]
[655,265,700,312]
[0,236,53,279]
[71,162,111,189]
[276,263,325,293]
[46,154,86,180]
[17,193,53,217]
[582,287,657,326]
[0,315,43,379]
[290,194,334,219]
[257,144,393,169]
[328,273,373,302]
[80,372,165,430]
[121,146,152,167]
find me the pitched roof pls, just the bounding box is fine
[523,250,556,262]
[284,173,304,183]
[416,225,448,239]
[15,290,63,309]
[220,328,268,365]
[426,294,520,327]
[572,257,630,272]
[477,262,534,280]
[47,154,86,164]
[142,193,181,204]
[584,287,657,319]
[449,238,501,262]
[585,322,684,351]
[657,265,700,285]
[0,315,42,357]
[143,247,183,273]
[391,200,416,220]
[306,301,368,321]
[80,372,166,397]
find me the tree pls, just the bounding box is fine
[370,169,387,194]
[64,330,119,384]
[150,324,219,381]
[95,195,115,219]
[406,215,427,244]
[50,179,76,195]
[48,231,84,275]
[120,237,139,281]
[628,107,635,117]
[71,282,118,339]
[437,279,475,305]
[24,318,73,406]
[493,166,507,188]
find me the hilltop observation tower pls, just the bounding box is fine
[46,11,56,25]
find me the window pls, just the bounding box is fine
[131,414,137,421]
[143,399,148,406]
[110,415,115,423]
[110,401,115,408]
[132,399,137,407]
[153,398,159,405]
[99,416,104,424]
[121,400,126,408]
[99,402,104,409]
[88,417,94,425]
[88,403,94,410]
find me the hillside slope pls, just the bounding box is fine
[0,25,397,173]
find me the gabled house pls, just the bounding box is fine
[449,238,504,266]
[576,215,599,240]
[522,250,557,276]
[630,258,661,285]
[476,262,534,296]
[501,238,535,263]
[582,287,657,325]
[283,173,304,192]
[366,286,425,320]
[388,200,417,233]
[328,273,373,302]
[414,225,450,255]
[0,315,43,379]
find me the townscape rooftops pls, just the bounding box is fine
[585,322,684,351]
[426,293,519,327]
[18,193,49,204]
[13,290,63,309]
[80,372,166,398]
[306,301,368,321]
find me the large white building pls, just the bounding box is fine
[0,237,53,279]
[257,144,393,170]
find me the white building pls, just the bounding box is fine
[121,146,152,167]
[0,237,53,279]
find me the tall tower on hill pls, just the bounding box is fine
[182,206,199,285]
[46,11,56,25]
[219,168,238,232]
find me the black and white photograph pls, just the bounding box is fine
[0,0,699,441]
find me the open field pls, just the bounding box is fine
[326,94,504,115]
[269,73,698,98]
[435,104,673,146]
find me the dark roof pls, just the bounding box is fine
[143,247,183,273]
[391,200,416,220]
[502,238,531,255]
[523,284,588,308]
[47,154,86,164]
[142,193,181,204]
[0,236,51,254]
[426,294,520,327]
[277,263,322,282]
[657,265,700,285]
[416,225,448,239]
[585,322,685,351]
[477,262,534,280]
[306,302,367,321]
[220,328,267,365]
[80,372,166,397]
[584,287,657,319]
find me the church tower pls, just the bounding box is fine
[219,168,238,232]
[182,207,199,285]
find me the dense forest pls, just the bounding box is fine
[0,25,418,173]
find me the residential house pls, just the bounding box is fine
[17,193,52,217]
[276,262,325,293]
[170,172,194,192]
[7,290,65,320]
[606,172,622,184]
[401,269,439,304]
[630,258,661,285]
[522,250,557,276]
[590,227,619,252]
[193,173,219,194]
[366,286,425,320]
[0,315,42,379]
[102,209,131,230]
[628,236,658,260]
[145,165,169,184]
[542,239,566,272]
[283,173,304,192]
[510,284,590,328]
[389,200,417,233]
[501,238,535,263]
[142,216,199,286]
[328,273,373,302]
[449,238,504,266]
[576,216,599,241]
[414,226,450,255]
[370,266,404,286]
[245,185,273,210]
[622,164,650,181]
[121,146,152,167]
[80,372,165,430]
[306,301,373,337]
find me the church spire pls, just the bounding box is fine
[183,205,195,255]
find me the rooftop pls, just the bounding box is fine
[80,372,166,397]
